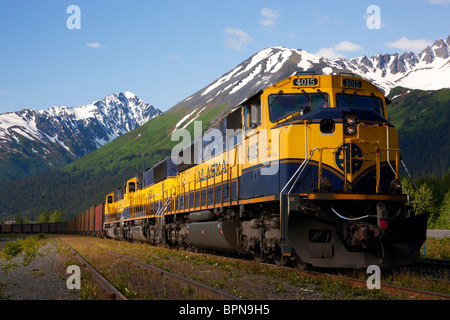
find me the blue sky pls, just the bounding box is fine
[0,0,449,113]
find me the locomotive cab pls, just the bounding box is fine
[263,74,428,268]
[102,72,428,270]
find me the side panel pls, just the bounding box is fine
[89,206,95,231]
[95,204,105,231]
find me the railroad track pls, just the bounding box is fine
[60,237,240,300]
[304,269,450,300]
[99,247,241,300]
[175,248,450,300]
[415,257,450,269]
[61,235,448,300]
[60,238,127,300]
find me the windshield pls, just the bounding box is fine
[336,93,384,116]
[268,93,329,122]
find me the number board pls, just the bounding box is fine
[342,78,362,88]
[293,77,318,87]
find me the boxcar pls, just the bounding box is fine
[95,203,105,236]
[89,206,95,233]
[41,223,49,233]
[56,222,65,233]
[12,224,22,233]
[23,224,32,233]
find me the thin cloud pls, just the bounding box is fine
[0,90,12,95]
[334,41,362,52]
[224,28,253,51]
[385,37,432,52]
[316,41,362,59]
[167,54,180,60]
[316,47,344,60]
[429,0,450,6]
[85,42,104,49]
[312,10,342,25]
[260,8,280,27]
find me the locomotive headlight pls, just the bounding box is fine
[344,114,357,135]
[345,125,356,135]
[345,114,357,125]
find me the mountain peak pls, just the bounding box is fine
[0,92,162,183]
[430,37,450,59]
[171,35,450,123]
[122,91,137,99]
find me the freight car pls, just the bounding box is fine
[0,222,65,234]
[103,73,428,269]
[66,204,105,237]
[2,73,428,270]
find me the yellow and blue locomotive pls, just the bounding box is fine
[104,73,428,269]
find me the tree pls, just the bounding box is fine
[36,210,50,223]
[49,210,63,223]
[435,192,450,229]
[15,213,23,224]
[401,178,438,227]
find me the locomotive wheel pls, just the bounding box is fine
[252,245,267,263]
[274,248,288,266]
[293,254,309,270]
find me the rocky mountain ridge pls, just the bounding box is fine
[0,92,161,182]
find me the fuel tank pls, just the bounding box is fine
[186,220,243,252]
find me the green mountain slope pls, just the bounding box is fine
[387,87,450,177]
[0,102,230,220]
[1,79,448,221]
[63,101,229,177]
[2,85,449,221]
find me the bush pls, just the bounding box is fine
[1,234,47,263]
[3,238,24,258]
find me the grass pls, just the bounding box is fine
[57,235,450,300]
[420,237,449,260]
[0,233,48,266]
[59,236,404,300]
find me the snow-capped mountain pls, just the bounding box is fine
[170,35,450,129]
[0,92,161,182]
[335,36,450,94]
[1,35,448,184]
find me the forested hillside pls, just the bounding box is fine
[0,102,228,221]
[387,87,450,177]
[0,86,448,223]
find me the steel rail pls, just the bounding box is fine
[416,257,450,269]
[99,247,241,300]
[287,266,450,300]
[60,239,128,300]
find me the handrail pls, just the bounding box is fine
[279,147,319,244]
[375,147,401,194]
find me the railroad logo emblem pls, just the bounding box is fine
[334,143,363,174]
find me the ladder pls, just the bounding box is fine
[156,197,171,243]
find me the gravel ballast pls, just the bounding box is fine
[0,238,79,300]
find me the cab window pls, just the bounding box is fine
[336,93,384,117]
[268,93,329,122]
[243,101,261,134]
